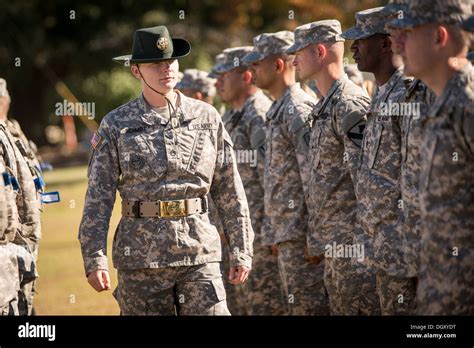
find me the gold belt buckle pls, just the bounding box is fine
[160,200,187,218]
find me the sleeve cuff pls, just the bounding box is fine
[230,253,253,269]
[84,255,109,277]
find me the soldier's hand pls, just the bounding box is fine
[228,265,251,285]
[87,269,111,292]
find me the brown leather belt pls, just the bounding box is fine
[122,197,208,218]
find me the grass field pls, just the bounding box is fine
[35,165,121,315]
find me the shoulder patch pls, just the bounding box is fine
[90,131,103,149]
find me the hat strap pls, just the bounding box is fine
[136,66,179,130]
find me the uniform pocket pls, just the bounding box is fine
[368,123,383,169]
[119,131,167,177]
[420,135,438,192]
[311,120,325,169]
[211,277,227,302]
[191,131,217,181]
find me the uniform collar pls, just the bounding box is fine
[429,62,472,118]
[370,66,405,109]
[315,74,348,115]
[137,91,199,125]
[267,83,299,120]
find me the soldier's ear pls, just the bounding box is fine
[274,58,285,73]
[130,65,141,80]
[317,44,327,61]
[242,70,253,84]
[435,25,449,49]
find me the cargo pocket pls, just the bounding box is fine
[210,278,230,316]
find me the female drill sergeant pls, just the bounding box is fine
[78,26,254,315]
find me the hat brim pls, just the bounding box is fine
[241,51,265,64]
[208,71,219,78]
[113,38,191,64]
[341,27,375,40]
[285,42,308,54]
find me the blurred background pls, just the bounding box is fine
[1,0,385,315]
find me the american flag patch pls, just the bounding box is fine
[90,131,102,149]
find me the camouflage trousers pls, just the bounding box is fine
[0,244,20,316]
[248,245,286,315]
[114,262,230,316]
[324,257,380,315]
[7,243,37,316]
[376,273,416,315]
[278,240,329,315]
[221,236,251,315]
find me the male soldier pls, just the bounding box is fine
[79,26,253,315]
[0,79,39,316]
[388,0,473,315]
[176,69,216,105]
[289,20,379,315]
[215,47,285,315]
[384,1,436,310]
[342,7,417,315]
[243,31,329,315]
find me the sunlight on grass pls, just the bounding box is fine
[35,165,121,315]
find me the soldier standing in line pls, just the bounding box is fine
[0,79,39,316]
[243,31,329,315]
[342,7,417,315]
[289,20,380,315]
[215,47,285,315]
[384,1,436,311]
[388,0,473,315]
[79,26,253,315]
[0,155,20,316]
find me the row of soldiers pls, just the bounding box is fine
[0,78,44,315]
[174,0,473,315]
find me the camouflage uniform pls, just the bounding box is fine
[79,91,254,315]
[4,118,44,315]
[389,0,473,315]
[288,20,379,315]
[0,155,20,316]
[216,47,285,315]
[398,80,435,279]
[0,125,39,316]
[342,8,419,315]
[244,31,329,315]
